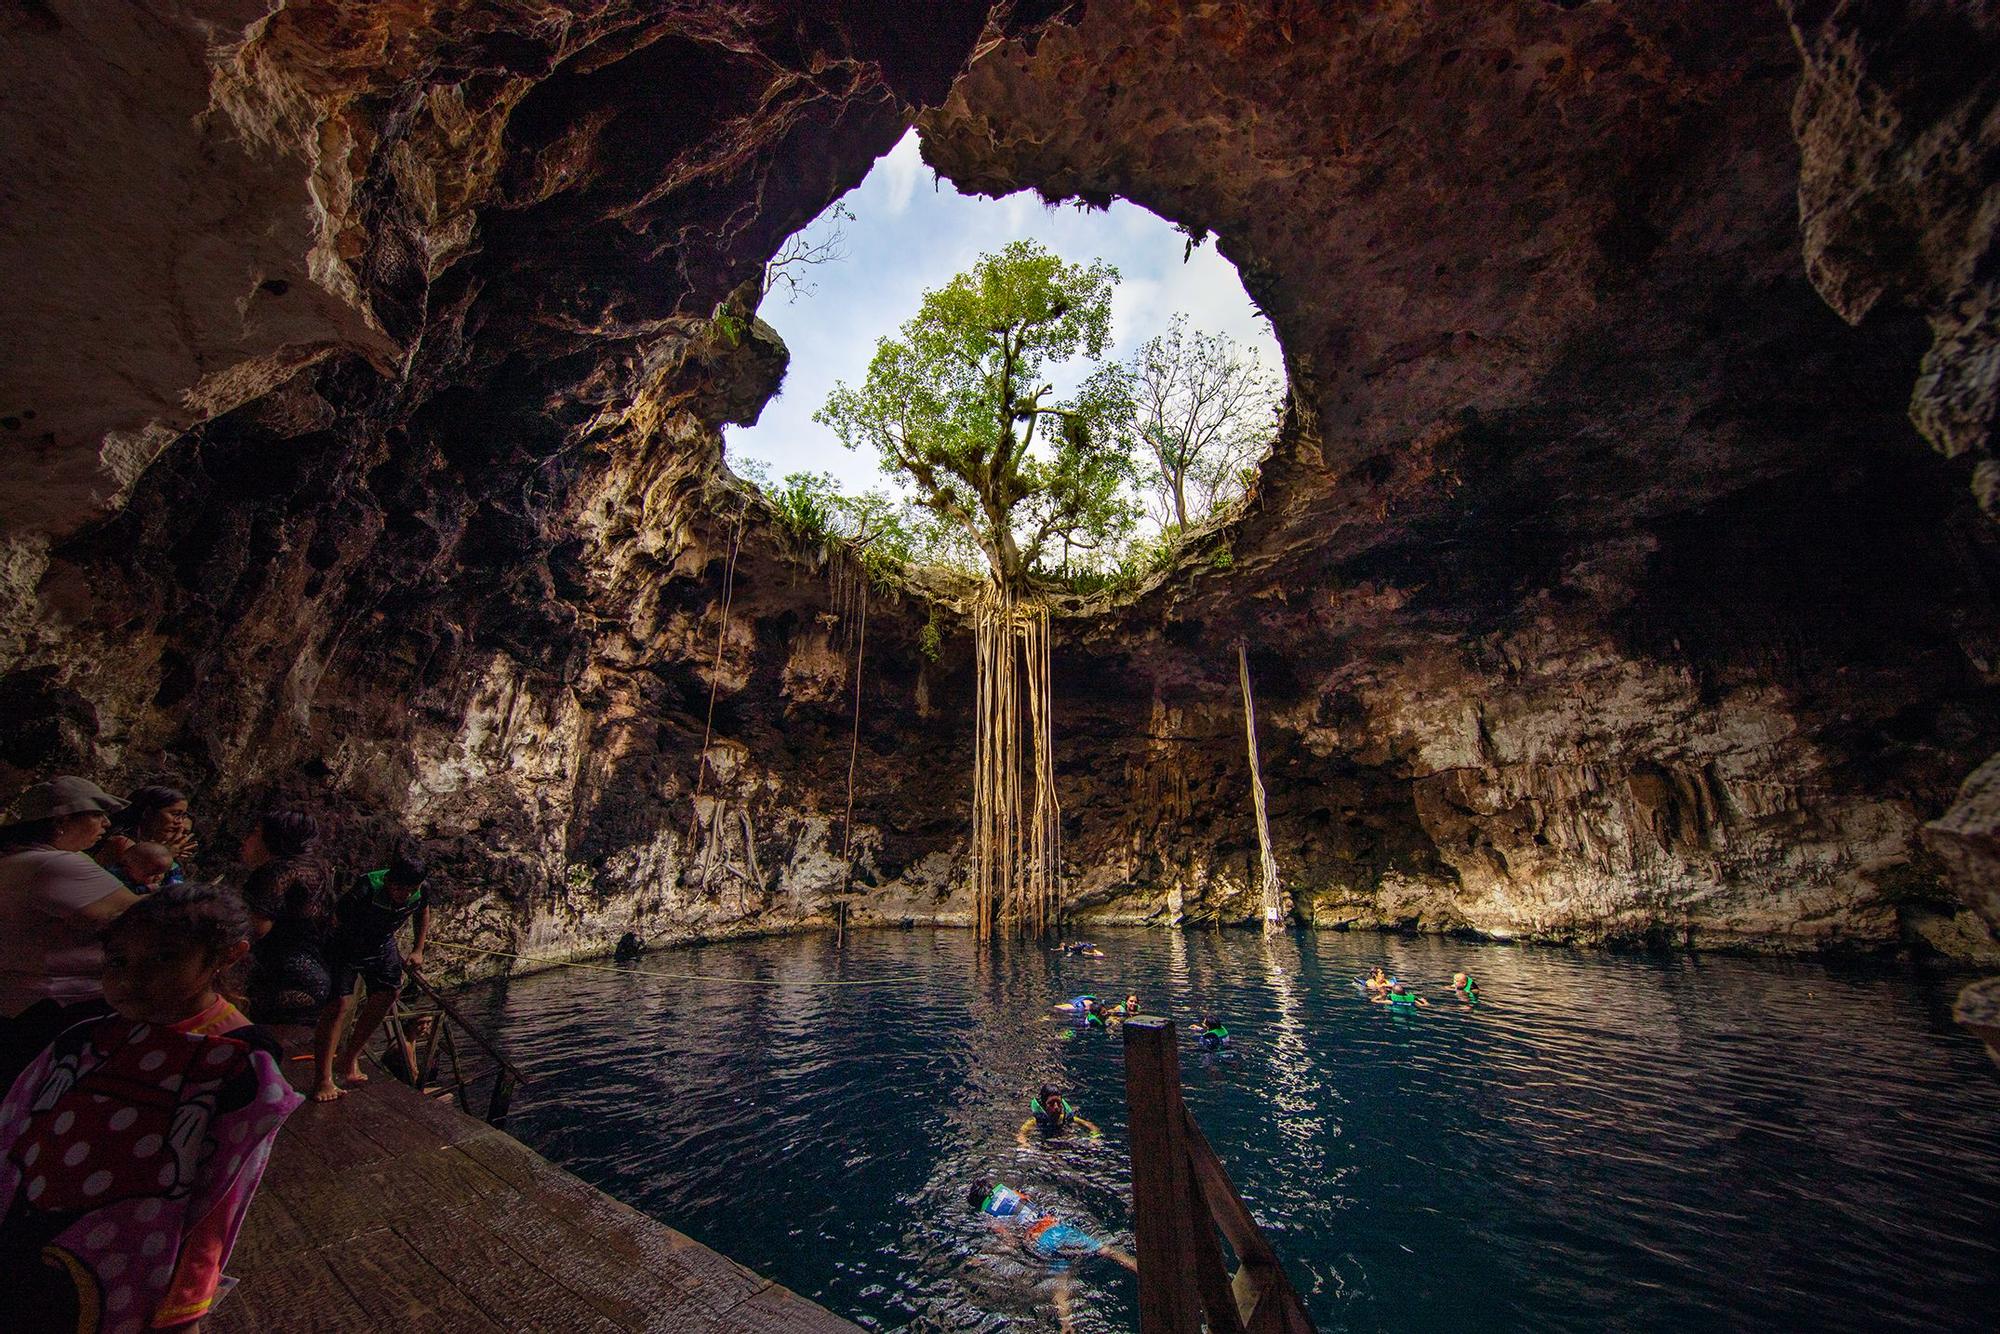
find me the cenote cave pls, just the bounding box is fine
[2,3,1998,1333]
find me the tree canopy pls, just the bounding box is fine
[1128,314,1282,531]
[815,240,1138,590]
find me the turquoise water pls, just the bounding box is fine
[460,929,2000,1332]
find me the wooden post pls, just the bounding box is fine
[1238,641,1282,932]
[1125,1015,1319,1334]
[1124,1018,1206,1334]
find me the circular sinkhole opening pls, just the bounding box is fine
[724,127,1284,596]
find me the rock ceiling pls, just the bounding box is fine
[1,3,1998,1012]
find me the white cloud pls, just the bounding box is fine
[874,128,923,216]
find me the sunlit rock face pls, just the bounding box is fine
[0,0,1010,965]
[921,0,2000,954]
[2,1,1998,970]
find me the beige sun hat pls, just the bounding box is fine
[6,776,127,822]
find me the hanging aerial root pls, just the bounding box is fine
[970,588,1061,939]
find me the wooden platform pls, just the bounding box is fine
[212,1045,860,1334]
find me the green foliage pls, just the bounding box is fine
[815,240,1140,589]
[710,308,747,347]
[917,606,943,661]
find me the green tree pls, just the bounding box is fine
[815,240,1137,591]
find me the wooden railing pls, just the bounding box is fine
[384,968,529,1127]
[1123,1016,1317,1334]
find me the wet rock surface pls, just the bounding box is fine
[2,1,1998,972]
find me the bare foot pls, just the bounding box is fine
[311,1080,347,1103]
[334,1064,369,1087]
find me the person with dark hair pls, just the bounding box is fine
[240,811,334,1026]
[0,883,300,1333]
[1017,1083,1103,1148]
[97,784,198,889]
[966,1178,1136,1333]
[0,778,138,1089]
[311,852,432,1102]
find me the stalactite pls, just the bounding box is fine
[1239,640,1282,931]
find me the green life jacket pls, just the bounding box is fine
[1031,1097,1076,1126]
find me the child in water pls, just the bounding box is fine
[1192,1012,1231,1048]
[1017,1084,1103,1147]
[1103,993,1142,1024]
[1372,982,1430,1008]
[1452,971,1480,1003]
[0,883,302,1334]
[968,1179,1136,1334]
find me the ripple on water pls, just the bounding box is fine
[461,929,2000,1334]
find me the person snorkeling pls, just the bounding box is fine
[1017,1084,1104,1147]
[967,1178,1136,1334]
[1451,971,1480,1003]
[1051,994,1105,1028]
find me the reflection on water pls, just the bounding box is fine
[461,930,2000,1333]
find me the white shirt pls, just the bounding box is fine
[0,845,128,1016]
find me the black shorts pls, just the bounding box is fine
[328,935,405,998]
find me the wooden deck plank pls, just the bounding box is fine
[450,1132,771,1313]
[216,1246,379,1334]
[316,1229,508,1333]
[391,1214,627,1334]
[211,1038,859,1334]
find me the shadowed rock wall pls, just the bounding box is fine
[3,1,1999,977]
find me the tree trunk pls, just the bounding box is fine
[1238,641,1282,931]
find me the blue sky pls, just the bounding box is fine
[725,128,1278,495]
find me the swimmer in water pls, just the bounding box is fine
[1051,994,1105,1028]
[967,1179,1136,1334]
[1364,966,1393,992]
[1451,971,1479,1003]
[1017,1084,1104,1147]
[1192,1012,1231,1047]
[1104,993,1141,1022]
[1057,941,1106,958]
[1372,982,1430,1008]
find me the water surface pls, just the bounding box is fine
[460,929,2000,1332]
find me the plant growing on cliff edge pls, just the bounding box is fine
[816,241,1149,937]
[815,240,1138,592]
[1127,314,1281,530]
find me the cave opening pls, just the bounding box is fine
[723,126,1288,597]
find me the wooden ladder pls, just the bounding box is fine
[378,968,528,1128]
[1123,1016,1317,1334]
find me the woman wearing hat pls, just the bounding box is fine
[0,777,140,1087]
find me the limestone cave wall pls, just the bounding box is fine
[3,0,1999,975]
